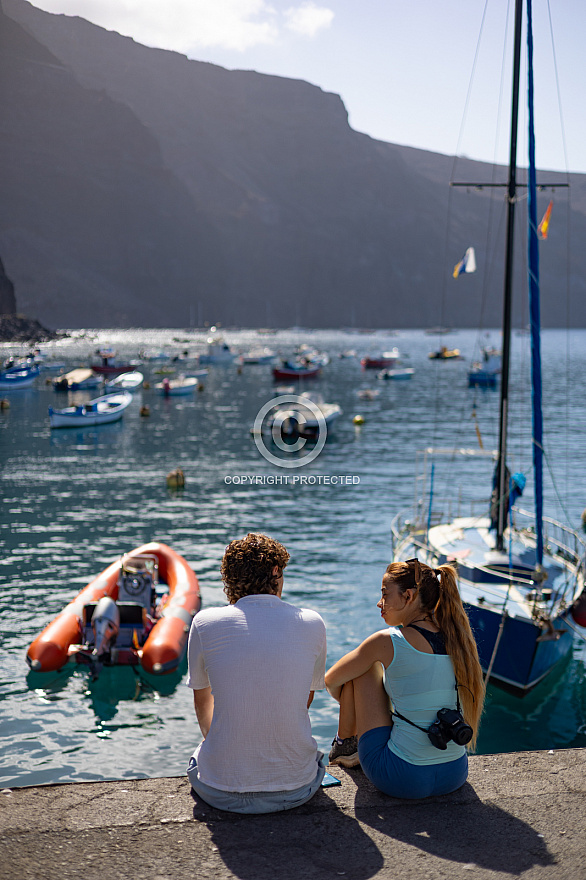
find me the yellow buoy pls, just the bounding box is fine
[167,467,185,489]
[140,405,150,417]
[143,380,150,390]
[353,414,365,425]
[0,399,10,410]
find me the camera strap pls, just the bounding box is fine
[389,683,462,734]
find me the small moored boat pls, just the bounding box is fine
[156,373,206,396]
[53,368,102,391]
[0,362,40,389]
[264,392,342,439]
[429,346,462,360]
[49,391,132,428]
[241,348,278,365]
[198,337,236,365]
[378,367,414,381]
[105,370,144,391]
[26,542,201,675]
[91,350,134,375]
[361,348,399,369]
[272,361,321,381]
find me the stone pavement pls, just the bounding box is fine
[1,749,585,880]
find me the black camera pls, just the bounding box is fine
[427,708,473,750]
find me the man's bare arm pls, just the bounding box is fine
[193,687,214,739]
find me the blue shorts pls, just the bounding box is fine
[358,726,468,799]
[187,752,326,814]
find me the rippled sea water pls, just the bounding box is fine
[1,328,585,787]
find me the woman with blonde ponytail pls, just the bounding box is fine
[325,558,484,799]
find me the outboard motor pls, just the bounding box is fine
[92,596,120,658]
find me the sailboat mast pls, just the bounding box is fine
[496,0,524,552]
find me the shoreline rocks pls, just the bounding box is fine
[0,314,61,343]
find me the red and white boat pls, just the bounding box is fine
[361,347,400,369]
[26,542,200,676]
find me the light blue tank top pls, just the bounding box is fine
[383,627,466,766]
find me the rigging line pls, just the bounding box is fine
[545,0,573,510]
[545,0,571,175]
[450,0,492,175]
[430,182,456,453]
[565,188,572,511]
[541,445,574,527]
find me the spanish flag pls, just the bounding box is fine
[537,200,553,239]
[453,247,476,278]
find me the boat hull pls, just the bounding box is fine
[272,366,321,381]
[156,377,199,396]
[49,391,132,428]
[464,601,572,694]
[26,542,201,674]
[91,363,133,375]
[105,371,144,391]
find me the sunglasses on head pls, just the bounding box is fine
[405,557,422,586]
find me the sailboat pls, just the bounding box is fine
[391,0,586,694]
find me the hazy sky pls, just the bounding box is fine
[29,0,586,173]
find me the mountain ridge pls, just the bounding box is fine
[2,0,585,329]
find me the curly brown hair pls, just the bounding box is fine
[221,533,290,603]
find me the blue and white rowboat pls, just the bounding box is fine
[49,391,133,428]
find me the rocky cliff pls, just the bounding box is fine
[0,255,17,315]
[2,0,585,328]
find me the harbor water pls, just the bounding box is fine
[1,327,585,787]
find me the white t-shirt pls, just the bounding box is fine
[186,593,327,792]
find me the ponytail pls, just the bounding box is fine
[433,564,484,749]
[385,559,485,749]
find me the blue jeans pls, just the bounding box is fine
[358,726,468,799]
[187,752,326,814]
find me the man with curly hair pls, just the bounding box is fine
[186,533,327,813]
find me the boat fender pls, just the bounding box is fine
[570,592,586,628]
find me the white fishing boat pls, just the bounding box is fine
[49,391,133,428]
[198,337,236,365]
[391,0,586,694]
[378,367,414,381]
[156,375,203,396]
[265,392,342,440]
[105,371,144,391]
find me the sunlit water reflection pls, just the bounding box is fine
[1,328,585,786]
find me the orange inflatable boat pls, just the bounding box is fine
[27,542,201,675]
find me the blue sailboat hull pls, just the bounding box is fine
[464,603,572,693]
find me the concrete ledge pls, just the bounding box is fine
[1,749,585,879]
